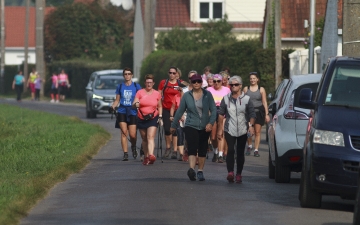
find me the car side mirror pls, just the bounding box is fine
[268,93,273,101]
[86,83,93,91]
[299,88,315,109]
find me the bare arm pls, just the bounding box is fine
[112,94,121,109]
[260,87,270,123]
[132,96,140,109]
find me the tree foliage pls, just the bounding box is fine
[155,15,236,52]
[44,2,127,61]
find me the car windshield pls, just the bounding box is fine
[325,65,360,108]
[94,77,123,90]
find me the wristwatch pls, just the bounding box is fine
[249,124,253,127]
[159,115,162,118]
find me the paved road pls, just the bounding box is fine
[1,98,355,225]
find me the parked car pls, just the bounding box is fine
[298,56,360,208]
[266,79,289,142]
[268,74,321,183]
[85,69,139,118]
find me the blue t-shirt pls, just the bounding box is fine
[14,74,24,85]
[115,82,142,115]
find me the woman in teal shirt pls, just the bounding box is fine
[12,70,25,102]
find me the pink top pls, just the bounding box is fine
[207,86,231,106]
[51,75,58,85]
[58,73,68,85]
[135,89,161,120]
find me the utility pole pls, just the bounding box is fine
[343,0,360,56]
[0,0,4,94]
[274,0,282,87]
[36,0,45,95]
[24,0,30,87]
[308,0,316,73]
[144,0,156,58]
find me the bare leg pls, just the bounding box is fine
[254,124,262,150]
[189,155,196,169]
[128,124,137,147]
[119,122,129,153]
[139,129,148,157]
[198,157,206,170]
[146,126,157,155]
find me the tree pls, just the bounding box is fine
[44,2,127,61]
[155,15,236,52]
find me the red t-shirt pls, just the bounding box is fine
[158,79,182,110]
[135,89,161,120]
[172,92,181,111]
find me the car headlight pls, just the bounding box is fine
[92,94,103,100]
[313,129,345,147]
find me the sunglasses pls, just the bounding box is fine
[124,73,132,75]
[229,83,241,87]
[168,72,177,75]
[191,80,202,84]
[214,80,222,83]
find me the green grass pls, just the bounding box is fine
[0,104,110,225]
[0,94,85,105]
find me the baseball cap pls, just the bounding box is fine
[190,74,203,82]
[213,74,222,80]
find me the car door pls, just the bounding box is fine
[293,82,319,147]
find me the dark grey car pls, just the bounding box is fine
[85,70,124,118]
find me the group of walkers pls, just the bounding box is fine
[12,68,70,103]
[110,66,270,183]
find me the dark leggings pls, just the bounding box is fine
[184,126,210,157]
[163,109,177,136]
[225,132,248,175]
[176,125,184,146]
[15,84,23,101]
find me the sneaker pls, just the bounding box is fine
[182,153,188,162]
[223,155,227,162]
[164,148,171,158]
[142,157,150,165]
[140,155,144,162]
[245,146,251,156]
[171,151,177,159]
[254,150,260,157]
[149,155,156,164]
[217,156,224,163]
[208,143,213,152]
[197,171,205,181]
[122,153,129,161]
[50,99,55,103]
[131,145,137,159]
[187,168,196,181]
[178,154,183,161]
[140,146,144,161]
[227,171,234,183]
[212,153,218,162]
[55,100,59,103]
[235,174,242,183]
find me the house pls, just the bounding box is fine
[261,0,343,76]
[3,7,54,65]
[133,0,266,78]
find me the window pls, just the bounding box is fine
[199,1,223,20]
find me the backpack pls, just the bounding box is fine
[161,79,182,99]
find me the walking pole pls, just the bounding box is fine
[157,123,164,163]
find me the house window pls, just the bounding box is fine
[199,1,223,20]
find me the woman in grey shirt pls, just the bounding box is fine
[217,76,256,183]
[243,72,270,157]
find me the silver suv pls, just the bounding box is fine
[267,74,321,183]
[85,70,124,118]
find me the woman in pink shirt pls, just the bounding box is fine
[133,74,163,165]
[207,74,231,163]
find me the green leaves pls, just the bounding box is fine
[45,2,126,61]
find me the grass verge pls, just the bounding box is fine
[0,104,111,225]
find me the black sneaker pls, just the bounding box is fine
[171,151,177,159]
[212,153,218,162]
[122,153,129,161]
[178,154,183,161]
[197,171,205,181]
[131,145,137,159]
[217,156,224,163]
[187,168,196,181]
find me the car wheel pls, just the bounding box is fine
[86,101,97,118]
[299,160,322,208]
[268,151,275,179]
[274,141,291,183]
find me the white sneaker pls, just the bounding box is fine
[55,100,59,103]
[50,99,55,103]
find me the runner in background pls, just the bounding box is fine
[27,68,37,101]
[50,72,59,103]
[58,69,70,101]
